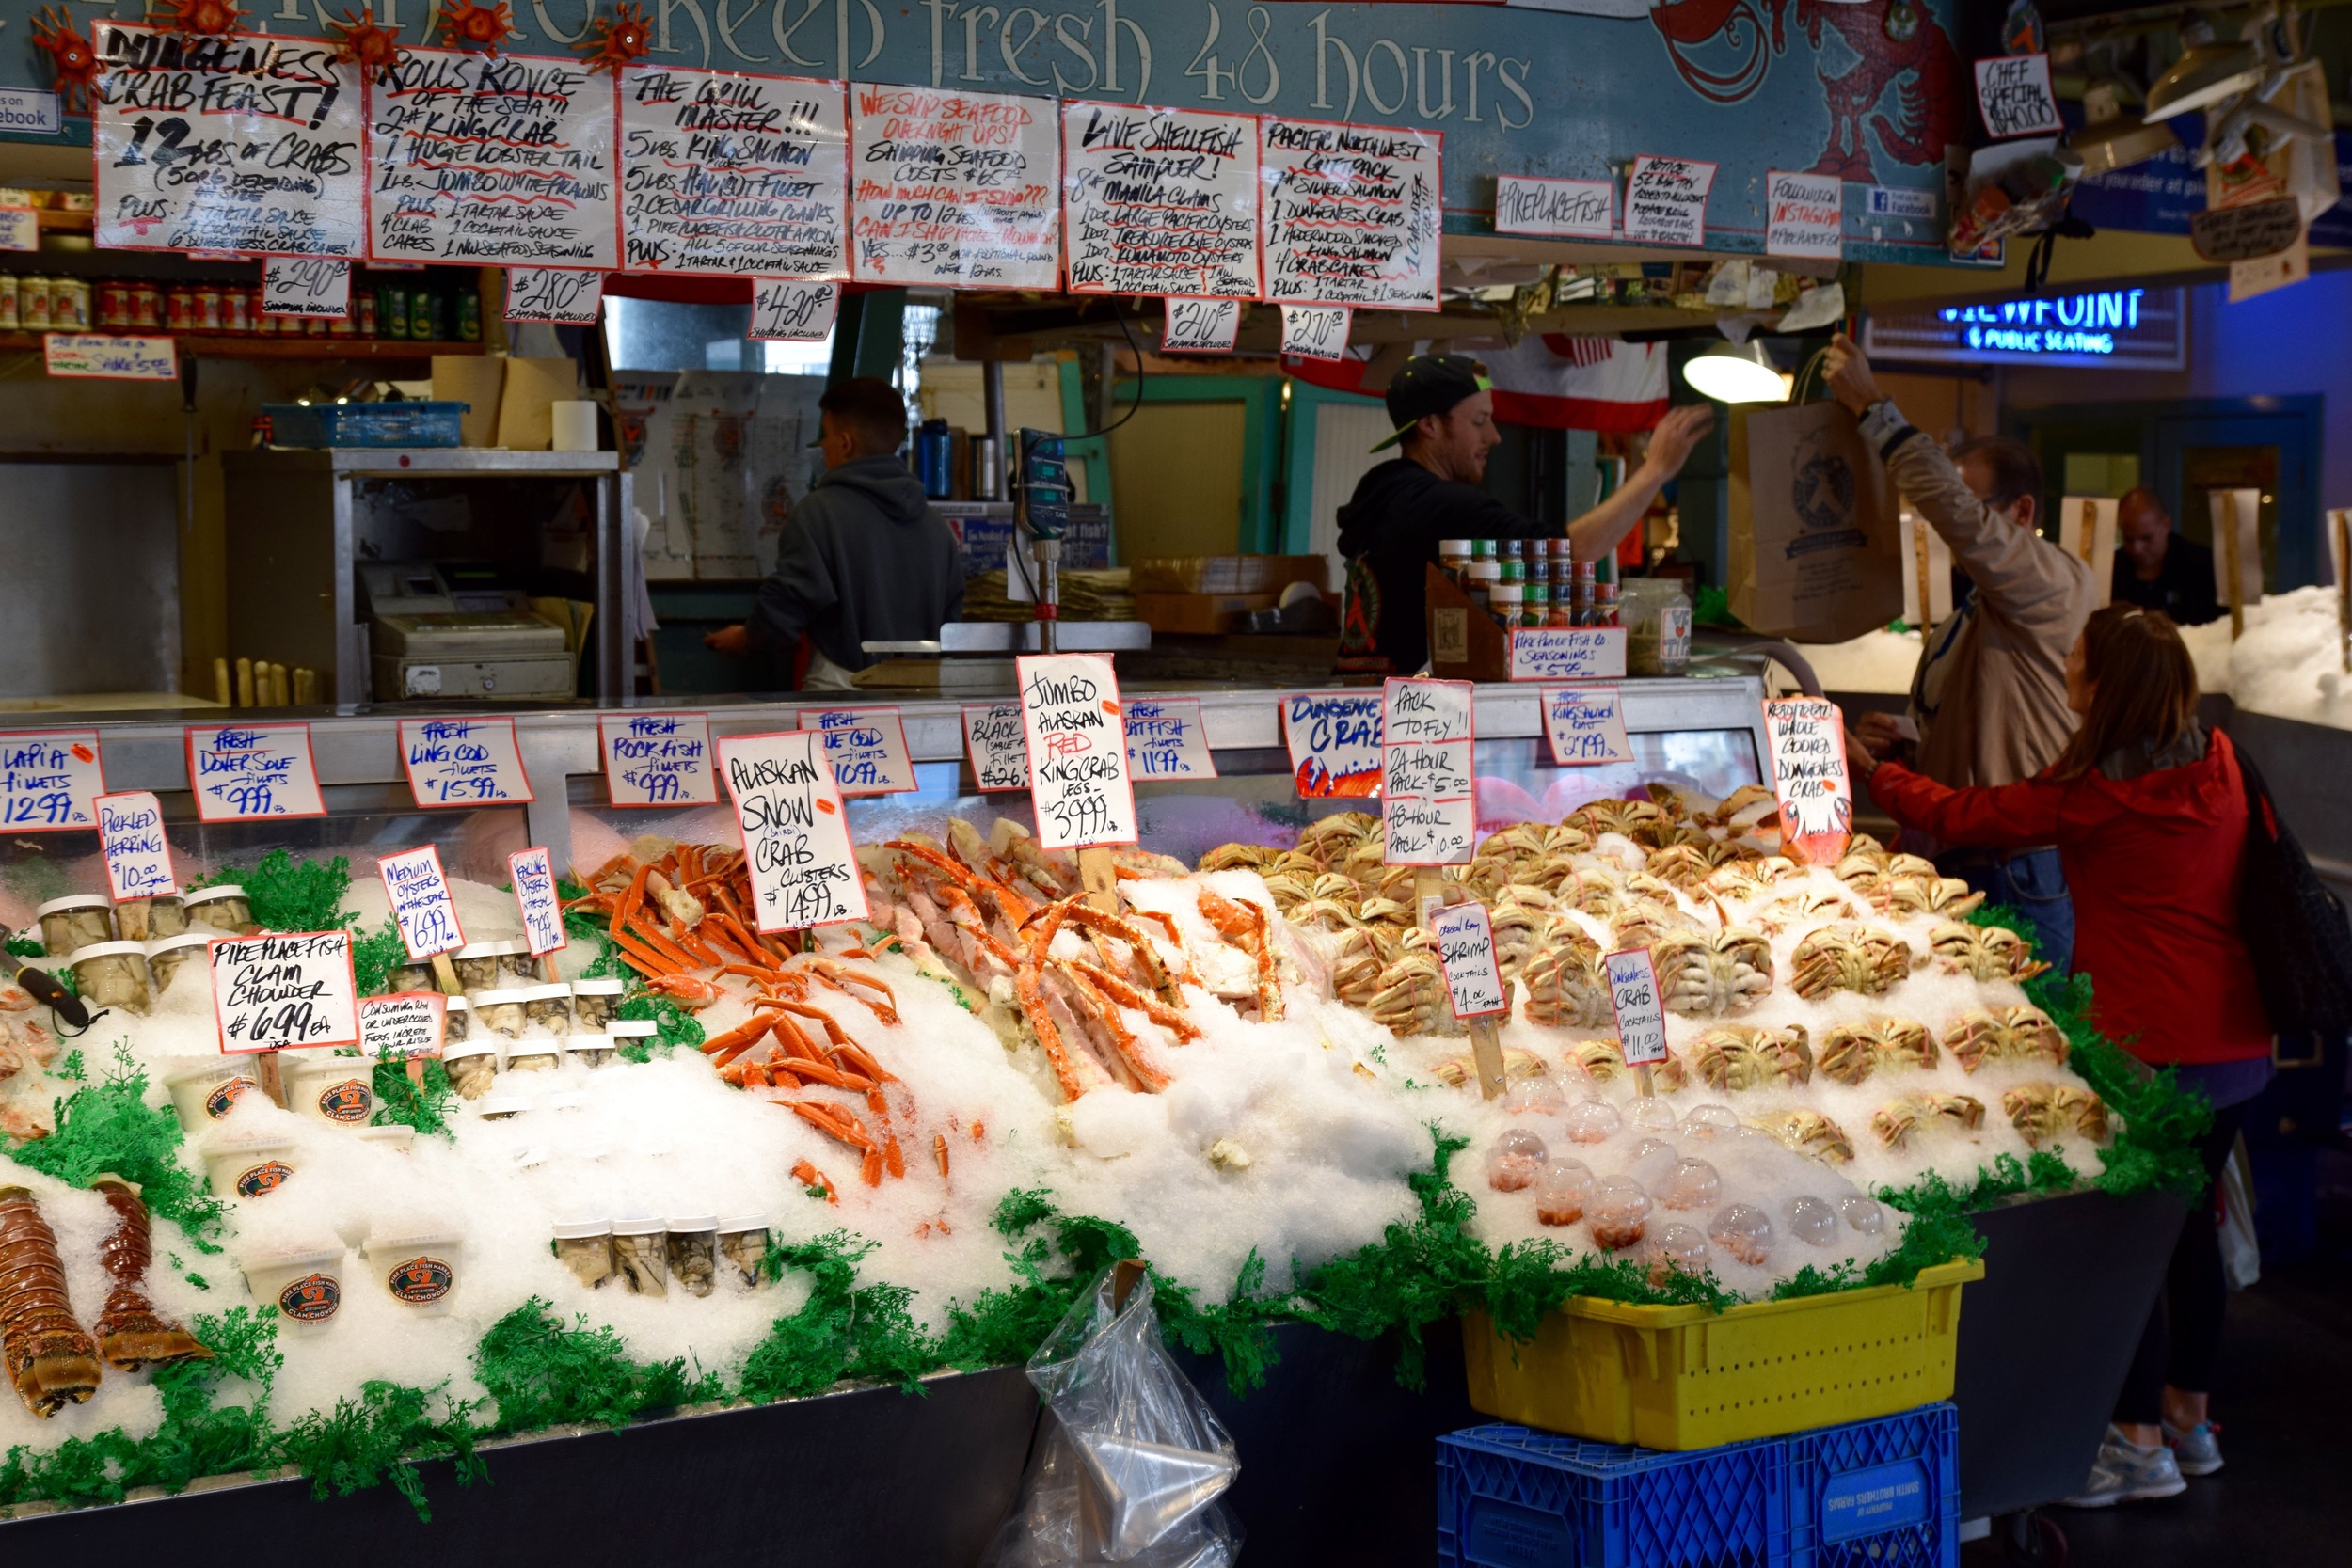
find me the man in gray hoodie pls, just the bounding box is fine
[706,376,964,690]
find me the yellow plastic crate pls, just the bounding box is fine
[1463,1259,1984,1450]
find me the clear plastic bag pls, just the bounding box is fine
[982,1266,1241,1568]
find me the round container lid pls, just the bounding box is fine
[469,987,532,1006]
[563,1034,613,1050]
[666,1214,719,1232]
[540,1090,586,1112]
[454,938,527,958]
[606,1020,658,1037]
[506,1042,563,1061]
[609,1215,666,1236]
[716,1214,770,1234]
[183,885,247,907]
[1438,539,1471,553]
[145,931,215,957]
[441,1037,501,1062]
[238,1243,344,1269]
[35,894,112,916]
[476,1093,532,1116]
[201,1128,296,1155]
[513,982,572,1002]
[365,1225,462,1253]
[550,1217,611,1239]
[163,1058,254,1087]
[67,940,150,963]
[570,978,627,996]
[445,995,472,1011]
[358,1126,415,1148]
[285,1053,375,1078]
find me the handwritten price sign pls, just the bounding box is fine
[1602,946,1669,1066]
[505,267,605,325]
[962,702,1030,792]
[378,845,466,962]
[1380,677,1474,866]
[1543,687,1633,766]
[599,712,717,807]
[1063,100,1261,298]
[399,717,532,806]
[185,723,326,822]
[1433,902,1509,1021]
[1018,653,1137,851]
[718,730,867,931]
[1125,698,1217,780]
[1162,296,1241,354]
[802,706,915,797]
[0,730,104,832]
[848,84,1059,288]
[1259,118,1442,309]
[44,334,176,382]
[508,846,565,958]
[1279,304,1350,361]
[751,278,841,341]
[1508,626,1629,682]
[262,257,352,320]
[97,791,178,900]
[1764,696,1853,866]
[210,932,358,1055]
[620,68,848,277]
[1283,691,1382,799]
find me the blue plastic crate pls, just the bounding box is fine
[1438,1424,1788,1568]
[262,400,468,449]
[1786,1405,1959,1568]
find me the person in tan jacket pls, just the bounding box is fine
[1822,332,2098,970]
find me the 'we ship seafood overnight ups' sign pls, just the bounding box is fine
[25,0,1967,265]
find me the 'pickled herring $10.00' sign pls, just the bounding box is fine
[719,730,866,929]
[95,24,365,257]
[97,791,178,900]
[1018,654,1136,850]
[210,932,359,1055]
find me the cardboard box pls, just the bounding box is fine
[1136,591,1279,635]
[432,355,505,447]
[1131,555,1330,594]
[494,356,580,451]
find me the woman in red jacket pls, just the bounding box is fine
[1855,603,2270,1508]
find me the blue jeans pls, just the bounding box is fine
[1946,847,2074,977]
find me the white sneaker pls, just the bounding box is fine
[2163,1418,2225,1477]
[2062,1426,2187,1508]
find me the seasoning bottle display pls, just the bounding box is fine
[1463,561,1500,614]
[1489,583,1524,628]
[1470,539,1497,564]
[1525,583,1551,628]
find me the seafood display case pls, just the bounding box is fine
[0,672,2180,1560]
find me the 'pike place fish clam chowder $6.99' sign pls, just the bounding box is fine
[718,730,867,930]
[209,932,359,1054]
[93,24,366,257]
[1018,654,1136,851]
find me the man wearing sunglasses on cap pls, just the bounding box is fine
[1333,354,1714,676]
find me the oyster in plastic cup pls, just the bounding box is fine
[239,1243,345,1337]
[68,941,152,1016]
[1589,1175,1651,1251]
[569,977,626,1029]
[717,1215,770,1287]
[182,884,253,934]
[1534,1159,1595,1227]
[363,1226,465,1317]
[451,939,521,992]
[551,1218,614,1290]
[162,1059,262,1132]
[1486,1128,1548,1192]
[442,1037,501,1100]
[443,995,473,1043]
[36,895,115,955]
[516,981,573,1035]
[667,1216,719,1298]
[1708,1203,1776,1265]
[358,1125,415,1154]
[199,1130,298,1199]
[386,958,436,995]
[1786,1194,1838,1247]
[476,1091,532,1121]
[505,1039,563,1074]
[564,1034,613,1070]
[1658,1158,1722,1211]
[611,1217,668,1295]
[469,987,531,1039]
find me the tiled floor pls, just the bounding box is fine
[1963,1148,2352,1566]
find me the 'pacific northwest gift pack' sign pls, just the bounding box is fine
[1259,118,1440,309]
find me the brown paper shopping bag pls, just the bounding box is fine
[1728,401,1902,644]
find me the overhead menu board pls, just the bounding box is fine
[367,48,617,268]
[1061,101,1259,299]
[1259,118,1440,310]
[849,84,1058,288]
[93,23,365,257]
[619,67,847,277]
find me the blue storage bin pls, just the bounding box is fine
[262,400,469,449]
[1786,1405,1959,1568]
[1438,1423,1788,1568]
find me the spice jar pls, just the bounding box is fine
[505,1037,562,1074]
[516,981,572,1035]
[145,893,189,938]
[183,885,254,934]
[1489,583,1524,628]
[37,894,115,956]
[610,1217,668,1295]
[240,1243,345,1337]
[441,1037,500,1099]
[1438,539,1472,582]
[285,1053,378,1127]
[569,977,625,1029]
[362,1225,464,1316]
[200,1129,298,1198]
[163,1058,261,1132]
[666,1215,718,1298]
[69,941,153,1016]
[552,1218,614,1289]
[1463,561,1499,613]
[717,1216,770,1287]
[564,1034,613,1070]
[145,931,213,993]
[469,987,529,1039]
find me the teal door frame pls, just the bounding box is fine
[1279,379,1386,556]
[1086,372,1287,554]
